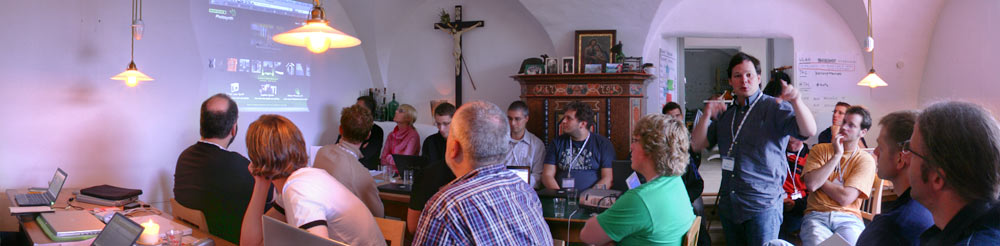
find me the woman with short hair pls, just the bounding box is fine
[381,104,421,173]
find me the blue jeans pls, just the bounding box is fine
[719,202,783,246]
[800,211,865,246]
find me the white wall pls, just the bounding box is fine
[684,37,770,83]
[0,0,373,209]
[919,0,999,111]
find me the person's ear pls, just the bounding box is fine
[230,122,238,137]
[930,168,947,191]
[895,150,908,170]
[446,137,462,163]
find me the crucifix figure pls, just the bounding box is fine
[434,5,484,106]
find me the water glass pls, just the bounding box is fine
[166,229,183,246]
[403,170,414,185]
[553,198,565,218]
[566,188,578,207]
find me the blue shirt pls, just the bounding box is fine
[544,133,615,190]
[920,200,1000,246]
[857,188,934,246]
[707,90,803,223]
[412,163,552,245]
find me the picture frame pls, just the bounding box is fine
[524,64,544,75]
[605,63,622,73]
[574,30,616,73]
[545,58,559,74]
[584,64,602,74]
[622,57,642,72]
[561,56,574,74]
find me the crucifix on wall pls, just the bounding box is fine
[434,5,484,106]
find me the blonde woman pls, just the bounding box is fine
[381,104,420,173]
[580,114,696,245]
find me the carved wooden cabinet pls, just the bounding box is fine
[511,73,651,159]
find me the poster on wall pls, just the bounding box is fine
[796,52,863,135]
[659,48,676,104]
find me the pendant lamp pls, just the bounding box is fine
[272,0,360,53]
[111,0,153,87]
[858,0,887,88]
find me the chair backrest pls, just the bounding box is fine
[610,160,634,192]
[375,217,405,246]
[860,178,885,221]
[682,216,701,246]
[170,198,208,232]
[552,239,566,246]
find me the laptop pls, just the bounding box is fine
[40,210,105,237]
[392,154,428,171]
[15,168,67,206]
[262,215,348,246]
[507,166,531,184]
[91,213,144,246]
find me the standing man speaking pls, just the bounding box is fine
[692,52,817,246]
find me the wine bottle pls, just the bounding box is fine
[387,93,399,121]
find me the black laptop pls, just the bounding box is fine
[91,213,144,246]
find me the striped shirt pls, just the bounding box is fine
[412,163,552,245]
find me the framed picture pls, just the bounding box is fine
[561,57,574,74]
[623,57,642,72]
[575,30,616,73]
[545,58,559,74]
[605,63,622,73]
[584,64,602,74]
[525,64,543,75]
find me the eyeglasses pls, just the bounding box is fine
[900,139,932,163]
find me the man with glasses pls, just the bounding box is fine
[908,101,1000,245]
[505,101,545,189]
[855,110,933,246]
[800,106,876,246]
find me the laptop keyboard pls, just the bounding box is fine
[16,193,49,206]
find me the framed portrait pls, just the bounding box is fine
[561,57,574,74]
[605,63,622,73]
[545,58,559,74]
[584,64,602,74]
[575,30,616,73]
[623,57,642,72]
[524,64,543,75]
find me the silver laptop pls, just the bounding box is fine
[15,168,67,206]
[262,216,347,246]
[40,210,105,237]
[91,213,144,246]
[508,166,531,184]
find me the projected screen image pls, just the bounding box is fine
[193,0,315,112]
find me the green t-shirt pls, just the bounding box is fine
[597,175,695,245]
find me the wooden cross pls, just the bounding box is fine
[434,5,483,107]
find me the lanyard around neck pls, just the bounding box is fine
[567,133,591,172]
[787,147,803,193]
[727,94,763,157]
[835,148,861,182]
[337,142,360,160]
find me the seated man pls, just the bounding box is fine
[580,114,695,245]
[541,101,614,191]
[336,96,384,170]
[778,136,810,241]
[662,101,683,119]
[818,102,867,148]
[422,102,455,162]
[312,105,384,217]
[801,106,876,246]
[856,110,933,246]
[174,94,271,244]
[413,101,552,244]
[504,101,545,188]
[909,101,1000,244]
[240,115,384,246]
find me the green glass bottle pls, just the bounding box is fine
[387,93,399,121]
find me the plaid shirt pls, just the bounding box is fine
[412,163,552,245]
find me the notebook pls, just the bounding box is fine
[262,215,347,246]
[507,166,531,184]
[39,210,105,237]
[14,168,67,206]
[91,213,144,246]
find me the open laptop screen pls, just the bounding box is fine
[92,213,144,246]
[48,168,68,200]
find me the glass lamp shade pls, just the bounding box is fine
[857,68,888,88]
[272,21,360,53]
[111,62,153,87]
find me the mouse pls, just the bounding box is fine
[192,238,214,246]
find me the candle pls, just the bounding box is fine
[139,219,159,245]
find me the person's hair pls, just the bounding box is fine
[508,100,530,116]
[434,102,456,117]
[836,102,851,108]
[246,115,309,180]
[357,96,376,115]
[917,101,1000,202]
[340,105,373,143]
[564,101,595,129]
[661,102,682,115]
[452,101,511,165]
[845,106,873,130]
[878,110,919,153]
[762,70,792,97]
[727,52,761,76]
[633,114,690,176]
[200,93,239,139]
[397,104,417,125]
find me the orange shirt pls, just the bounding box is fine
[803,143,877,219]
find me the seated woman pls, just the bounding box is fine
[239,115,385,246]
[580,114,696,245]
[381,104,420,173]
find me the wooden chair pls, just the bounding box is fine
[682,216,702,246]
[375,217,405,246]
[552,239,566,246]
[860,178,885,221]
[169,198,208,232]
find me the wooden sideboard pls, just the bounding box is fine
[511,73,652,159]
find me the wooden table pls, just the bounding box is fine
[539,196,591,244]
[5,189,233,246]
